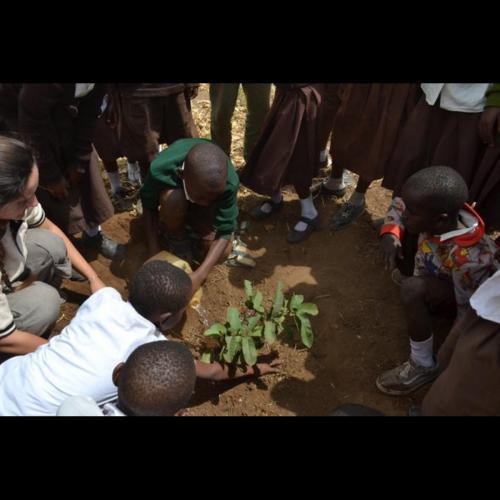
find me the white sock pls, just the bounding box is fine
[260,192,283,214]
[107,171,121,194]
[348,191,365,207]
[127,161,142,184]
[85,225,101,238]
[325,174,345,191]
[319,149,328,162]
[295,194,318,231]
[410,336,435,368]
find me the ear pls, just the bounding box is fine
[112,362,125,387]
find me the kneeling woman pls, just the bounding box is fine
[0,136,104,355]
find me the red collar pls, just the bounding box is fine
[429,204,485,247]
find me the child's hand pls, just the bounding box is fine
[255,359,282,376]
[379,234,403,271]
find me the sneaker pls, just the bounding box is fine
[376,359,440,396]
[329,200,366,231]
[82,232,127,261]
[111,188,135,212]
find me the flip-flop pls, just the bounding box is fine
[286,215,321,244]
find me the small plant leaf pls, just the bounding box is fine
[297,303,319,316]
[244,280,253,299]
[272,282,285,317]
[204,323,227,337]
[227,307,242,334]
[264,321,277,343]
[225,335,242,362]
[249,325,263,337]
[252,290,265,313]
[290,294,304,312]
[298,316,314,348]
[200,351,212,364]
[242,337,257,366]
[247,315,260,332]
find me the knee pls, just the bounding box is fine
[159,189,188,221]
[400,277,427,305]
[26,283,61,335]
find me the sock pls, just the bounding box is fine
[127,161,142,184]
[107,171,121,194]
[319,149,328,162]
[348,190,366,207]
[294,194,318,231]
[325,173,345,191]
[410,336,435,368]
[85,225,101,238]
[260,192,283,214]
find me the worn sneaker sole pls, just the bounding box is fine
[375,372,439,396]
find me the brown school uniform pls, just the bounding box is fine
[381,89,485,194]
[239,84,323,198]
[13,84,114,235]
[330,84,421,183]
[422,306,500,416]
[108,83,199,165]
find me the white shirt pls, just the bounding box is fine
[470,269,500,324]
[421,83,490,113]
[0,203,46,337]
[57,395,125,416]
[0,287,166,416]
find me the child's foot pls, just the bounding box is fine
[287,215,320,244]
[375,359,439,396]
[81,232,127,261]
[249,198,284,221]
[329,200,366,231]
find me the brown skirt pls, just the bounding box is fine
[93,115,123,164]
[469,144,500,231]
[239,85,322,198]
[331,84,421,183]
[37,149,114,235]
[422,307,500,416]
[118,92,199,164]
[382,94,485,194]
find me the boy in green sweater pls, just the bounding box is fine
[140,138,239,293]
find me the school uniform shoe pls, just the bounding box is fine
[376,359,440,396]
[311,181,347,199]
[287,215,321,244]
[329,200,366,231]
[82,232,127,262]
[249,199,284,220]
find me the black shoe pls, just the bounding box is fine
[83,232,127,261]
[249,199,284,221]
[311,181,347,199]
[286,215,321,244]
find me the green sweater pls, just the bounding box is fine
[485,84,500,108]
[140,138,239,239]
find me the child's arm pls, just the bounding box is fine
[379,197,406,271]
[190,238,231,293]
[194,358,281,381]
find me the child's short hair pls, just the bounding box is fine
[118,341,196,416]
[186,142,227,192]
[128,260,192,319]
[402,166,468,215]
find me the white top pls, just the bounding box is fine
[74,83,95,98]
[57,395,125,416]
[421,83,490,113]
[0,287,165,416]
[470,269,500,324]
[0,202,46,337]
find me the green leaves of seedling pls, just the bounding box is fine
[203,281,319,368]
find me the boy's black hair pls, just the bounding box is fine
[128,260,192,319]
[402,166,469,215]
[185,142,228,192]
[118,341,196,416]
